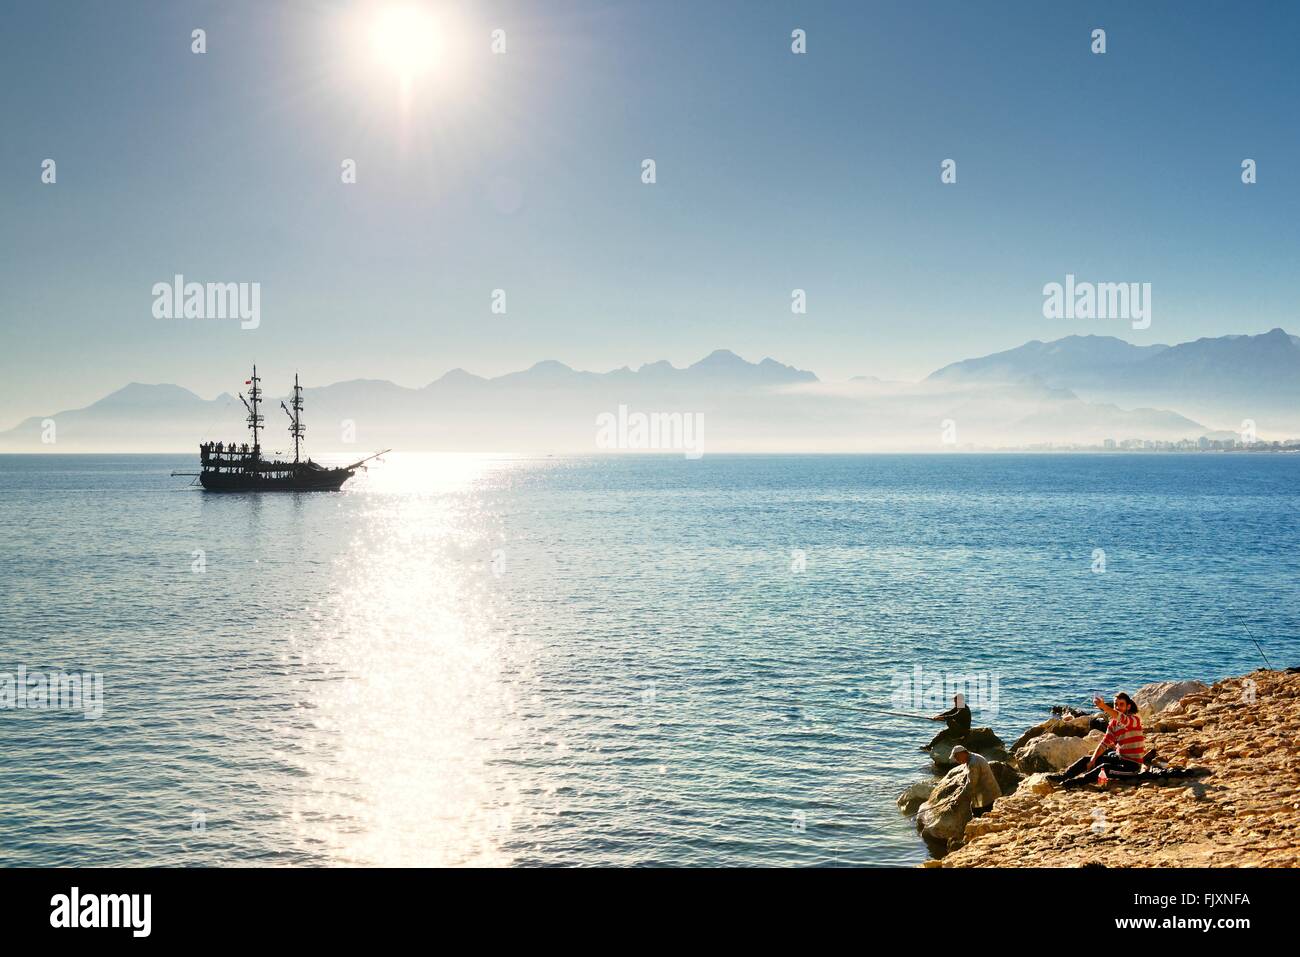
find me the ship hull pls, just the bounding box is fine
[199,468,353,492]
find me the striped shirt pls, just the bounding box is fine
[1101,712,1145,760]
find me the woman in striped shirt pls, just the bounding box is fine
[1047,692,1145,787]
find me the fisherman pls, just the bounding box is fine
[1047,692,1145,787]
[951,745,1001,817]
[923,693,972,751]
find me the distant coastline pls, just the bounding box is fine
[968,441,1300,454]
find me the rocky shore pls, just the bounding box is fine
[898,669,1300,867]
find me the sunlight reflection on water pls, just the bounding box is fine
[291,454,523,865]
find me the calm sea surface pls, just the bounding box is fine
[1,453,1297,867]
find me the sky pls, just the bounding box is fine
[2,0,1298,427]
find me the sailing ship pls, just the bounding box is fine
[175,365,388,491]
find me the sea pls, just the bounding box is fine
[1,452,1296,867]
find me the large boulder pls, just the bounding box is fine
[897,781,935,816]
[1133,680,1208,717]
[1014,730,1104,773]
[931,727,1010,769]
[1009,715,1095,751]
[916,766,973,845]
[988,759,1023,796]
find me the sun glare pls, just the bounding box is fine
[371,5,440,82]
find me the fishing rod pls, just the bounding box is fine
[1231,612,1274,669]
[828,704,937,722]
[757,694,936,722]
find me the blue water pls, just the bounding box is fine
[1,453,1297,867]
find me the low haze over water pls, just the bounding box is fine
[1,453,1296,866]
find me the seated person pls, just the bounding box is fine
[924,693,972,751]
[1048,692,1144,787]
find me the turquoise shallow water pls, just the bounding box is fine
[1,452,1297,866]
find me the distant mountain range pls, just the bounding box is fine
[2,330,1294,453]
[929,328,1300,428]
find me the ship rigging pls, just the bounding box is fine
[172,365,388,491]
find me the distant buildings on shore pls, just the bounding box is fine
[1010,437,1300,453]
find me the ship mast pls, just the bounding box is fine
[238,363,264,457]
[281,373,305,464]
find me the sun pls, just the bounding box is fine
[370,4,440,83]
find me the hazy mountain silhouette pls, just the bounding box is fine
[929,335,1170,387]
[0,340,1272,453]
[929,328,1300,429]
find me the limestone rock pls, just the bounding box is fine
[940,670,1300,868]
[1022,772,1056,795]
[1134,680,1209,717]
[1010,715,1095,751]
[988,760,1023,796]
[1014,730,1103,773]
[916,765,973,845]
[898,781,934,816]
[931,727,1010,769]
